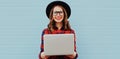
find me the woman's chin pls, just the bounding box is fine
[54,19,63,22]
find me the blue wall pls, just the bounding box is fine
[0,0,120,59]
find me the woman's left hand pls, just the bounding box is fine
[66,51,77,59]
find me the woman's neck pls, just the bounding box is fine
[56,22,63,30]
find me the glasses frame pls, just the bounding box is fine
[53,11,64,16]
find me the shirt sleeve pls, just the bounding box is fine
[39,29,45,59]
[39,29,50,59]
[71,30,78,59]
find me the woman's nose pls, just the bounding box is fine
[56,13,60,16]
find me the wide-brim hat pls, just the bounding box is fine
[46,1,71,19]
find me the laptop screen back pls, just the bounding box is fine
[44,34,74,56]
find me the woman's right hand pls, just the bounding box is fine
[41,52,49,59]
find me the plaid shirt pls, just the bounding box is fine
[39,28,78,59]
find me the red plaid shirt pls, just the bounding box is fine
[39,28,78,59]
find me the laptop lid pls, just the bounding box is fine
[44,34,74,56]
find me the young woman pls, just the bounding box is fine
[39,1,78,59]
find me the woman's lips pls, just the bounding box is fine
[55,16,62,20]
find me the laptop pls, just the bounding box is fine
[44,34,74,56]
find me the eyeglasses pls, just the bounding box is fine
[53,11,63,16]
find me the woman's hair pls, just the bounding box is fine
[48,5,72,32]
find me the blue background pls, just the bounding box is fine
[0,0,120,59]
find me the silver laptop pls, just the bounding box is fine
[44,34,74,56]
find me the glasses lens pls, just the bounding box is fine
[53,11,63,16]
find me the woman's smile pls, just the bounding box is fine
[55,16,62,20]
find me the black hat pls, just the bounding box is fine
[46,1,71,19]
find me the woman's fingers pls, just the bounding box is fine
[41,52,50,59]
[66,51,76,58]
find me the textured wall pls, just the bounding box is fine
[0,0,120,59]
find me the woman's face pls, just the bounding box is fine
[53,6,64,23]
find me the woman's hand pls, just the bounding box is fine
[41,52,49,59]
[66,52,77,59]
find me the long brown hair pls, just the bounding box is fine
[48,5,72,32]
